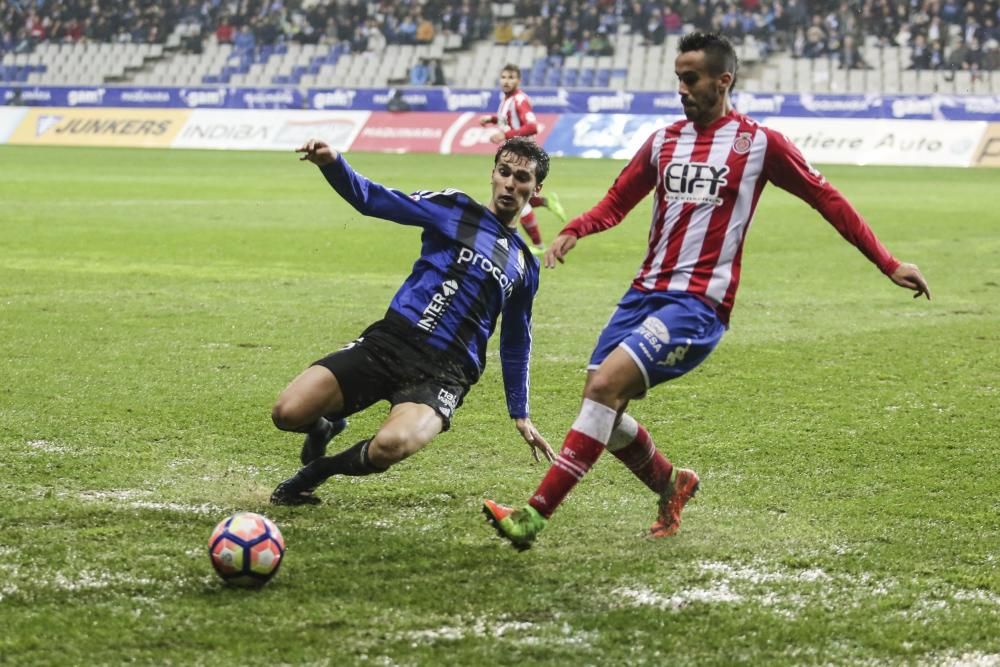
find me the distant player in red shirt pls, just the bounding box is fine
[480,63,566,255]
[484,31,930,549]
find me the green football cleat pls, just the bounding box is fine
[545,192,567,223]
[528,244,546,257]
[483,499,547,551]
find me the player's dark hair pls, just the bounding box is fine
[678,31,739,92]
[495,137,550,184]
[501,63,521,78]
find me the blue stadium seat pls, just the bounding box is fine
[545,69,561,86]
[579,69,594,87]
[562,69,578,86]
[531,56,547,78]
[596,68,611,86]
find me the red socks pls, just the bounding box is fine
[528,399,616,518]
[526,406,675,518]
[520,210,543,245]
[606,414,673,496]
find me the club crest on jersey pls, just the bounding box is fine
[664,162,730,207]
[733,132,753,154]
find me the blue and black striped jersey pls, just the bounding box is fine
[319,155,540,419]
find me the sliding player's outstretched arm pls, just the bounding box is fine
[296,139,337,166]
[500,277,555,463]
[297,138,459,232]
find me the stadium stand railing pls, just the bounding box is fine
[1,13,997,95]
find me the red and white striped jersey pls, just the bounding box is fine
[562,109,900,324]
[492,89,539,139]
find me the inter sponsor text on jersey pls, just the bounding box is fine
[319,156,539,418]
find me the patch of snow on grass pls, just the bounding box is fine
[126,500,222,515]
[931,653,1000,667]
[614,583,742,611]
[26,439,73,454]
[75,490,222,514]
[399,616,594,648]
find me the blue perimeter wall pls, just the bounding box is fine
[2,85,1000,121]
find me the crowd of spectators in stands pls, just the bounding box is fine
[2,0,999,75]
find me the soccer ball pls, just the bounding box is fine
[208,512,285,587]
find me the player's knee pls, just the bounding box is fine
[271,398,305,431]
[583,372,628,410]
[369,428,423,466]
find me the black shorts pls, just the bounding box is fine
[311,318,475,431]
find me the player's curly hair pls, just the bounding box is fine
[679,31,739,92]
[495,136,550,184]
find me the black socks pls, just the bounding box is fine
[297,439,386,487]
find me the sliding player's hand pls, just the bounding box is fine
[514,418,555,463]
[544,233,578,269]
[296,139,338,167]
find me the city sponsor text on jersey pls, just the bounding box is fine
[663,161,730,206]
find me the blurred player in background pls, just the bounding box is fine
[480,63,566,256]
[484,31,931,549]
[270,137,555,505]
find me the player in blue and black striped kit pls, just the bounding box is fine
[270,136,556,505]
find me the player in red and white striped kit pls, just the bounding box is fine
[484,31,931,550]
[480,63,566,255]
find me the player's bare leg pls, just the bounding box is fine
[271,365,350,465]
[486,348,644,547]
[271,403,443,505]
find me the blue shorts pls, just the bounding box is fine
[589,288,725,390]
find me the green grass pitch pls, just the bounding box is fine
[1,144,999,665]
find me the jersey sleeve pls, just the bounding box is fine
[319,155,453,231]
[505,94,538,138]
[498,270,537,419]
[763,129,900,275]
[560,130,660,238]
